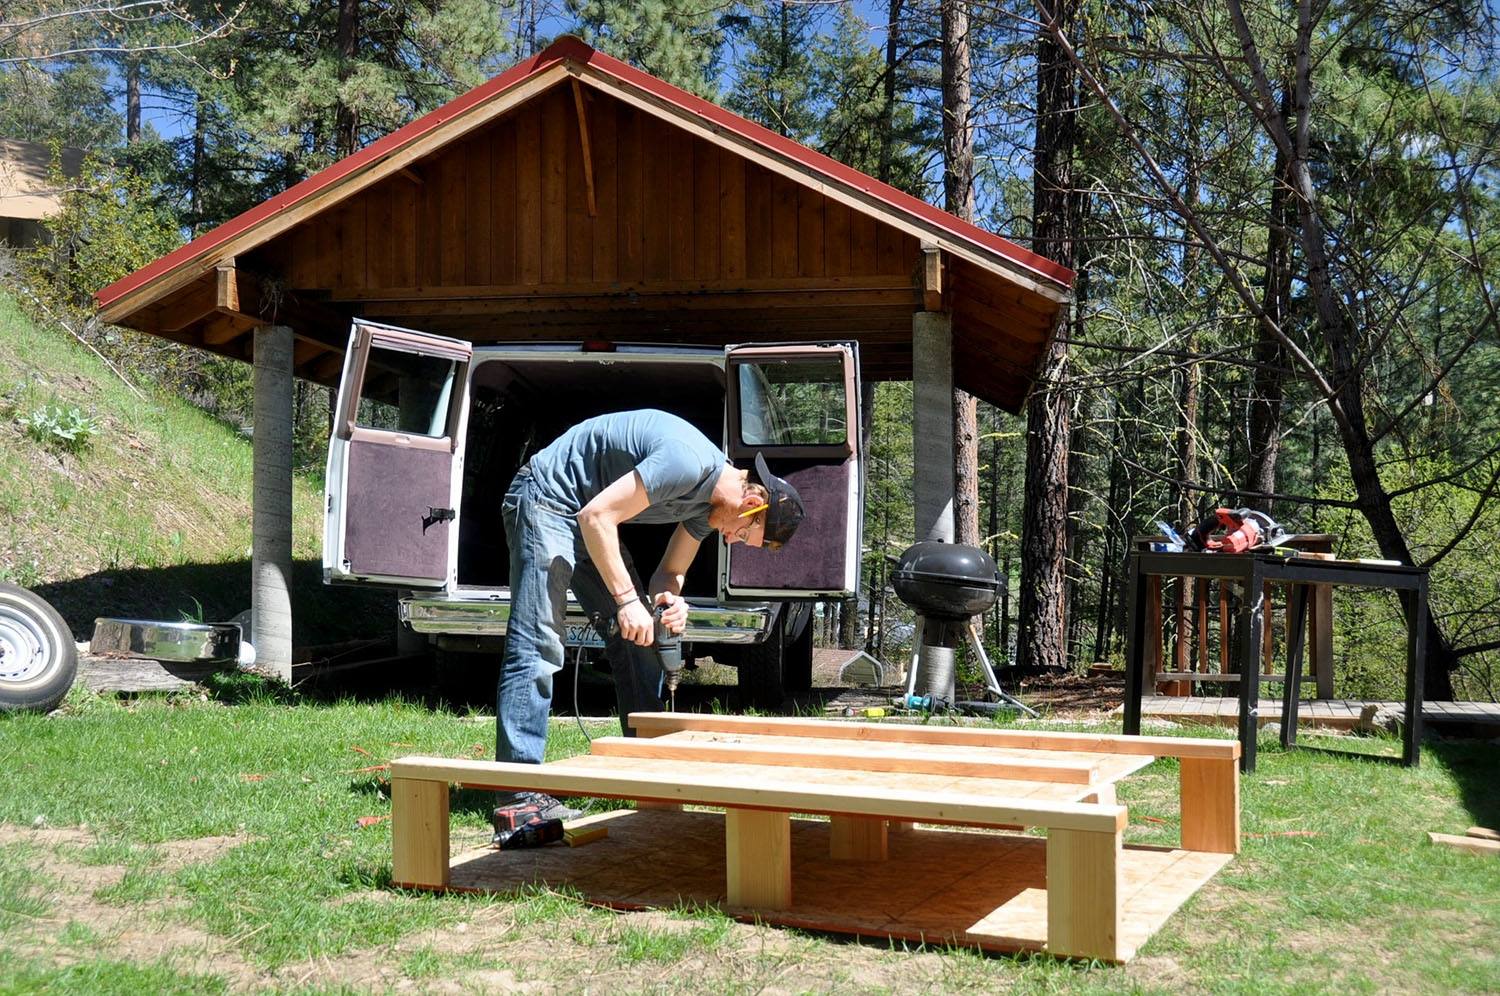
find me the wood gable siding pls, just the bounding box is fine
[257,86,919,292]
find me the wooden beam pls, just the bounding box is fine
[922,244,943,312]
[391,777,450,888]
[1429,832,1500,856]
[389,756,1128,832]
[201,313,253,346]
[1046,828,1120,961]
[1179,756,1240,854]
[398,166,425,186]
[215,261,239,311]
[587,734,1102,784]
[829,815,888,861]
[571,79,597,218]
[626,713,1240,761]
[726,808,791,908]
[327,275,917,303]
[155,280,217,333]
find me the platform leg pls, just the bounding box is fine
[391,777,450,889]
[725,808,791,909]
[1179,757,1240,854]
[1046,828,1120,962]
[830,815,888,860]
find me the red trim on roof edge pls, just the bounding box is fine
[98,36,1071,312]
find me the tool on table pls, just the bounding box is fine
[1185,508,1289,554]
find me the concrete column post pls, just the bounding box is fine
[252,324,295,683]
[912,311,955,543]
[912,311,956,703]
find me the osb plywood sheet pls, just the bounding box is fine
[446,809,1232,960]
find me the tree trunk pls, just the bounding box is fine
[1245,89,1293,513]
[335,0,360,158]
[879,0,905,185]
[1018,0,1080,671]
[125,60,141,144]
[942,0,981,549]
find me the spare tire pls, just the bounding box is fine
[0,582,78,713]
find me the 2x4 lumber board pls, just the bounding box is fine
[389,756,1126,833]
[830,815,888,860]
[1046,828,1121,962]
[627,712,1239,760]
[1178,757,1240,854]
[1467,827,1500,842]
[391,777,450,889]
[922,245,943,311]
[726,809,791,908]
[587,733,1104,784]
[1428,832,1500,856]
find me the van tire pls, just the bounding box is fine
[0,583,77,714]
[737,604,813,712]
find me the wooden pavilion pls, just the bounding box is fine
[96,37,1074,679]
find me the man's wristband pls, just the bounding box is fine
[613,589,638,608]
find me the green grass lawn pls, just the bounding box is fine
[1,685,1497,993]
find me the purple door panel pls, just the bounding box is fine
[729,461,851,591]
[344,439,452,581]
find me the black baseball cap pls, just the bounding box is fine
[751,452,806,550]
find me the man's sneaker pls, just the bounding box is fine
[491,791,583,832]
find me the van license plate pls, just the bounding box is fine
[564,624,606,648]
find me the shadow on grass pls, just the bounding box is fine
[1427,739,1500,832]
[35,559,396,647]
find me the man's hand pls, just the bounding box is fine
[616,599,655,647]
[653,592,687,635]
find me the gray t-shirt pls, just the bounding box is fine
[526,410,726,541]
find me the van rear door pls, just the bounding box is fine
[324,321,471,587]
[722,343,862,600]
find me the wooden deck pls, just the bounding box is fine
[1119,696,1500,731]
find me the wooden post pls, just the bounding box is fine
[1179,756,1240,853]
[725,808,791,909]
[252,324,294,684]
[1046,828,1120,961]
[912,311,955,543]
[1312,582,1335,699]
[830,815,888,860]
[391,777,450,889]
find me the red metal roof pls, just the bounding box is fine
[97,36,1072,312]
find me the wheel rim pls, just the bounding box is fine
[0,603,53,684]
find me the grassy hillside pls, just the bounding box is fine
[0,291,391,645]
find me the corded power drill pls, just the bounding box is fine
[598,600,684,710]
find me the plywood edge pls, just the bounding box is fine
[388,756,1126,832]
[627,713,1240,760]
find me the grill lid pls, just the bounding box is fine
[892,541,1001,619]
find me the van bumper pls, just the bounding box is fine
[399,593,773,646]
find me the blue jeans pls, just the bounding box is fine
[497,466,665,764]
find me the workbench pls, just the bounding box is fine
[1123,551,1430,771]
[388,713,1241,962]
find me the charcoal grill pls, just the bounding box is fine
[892,540,1035,717]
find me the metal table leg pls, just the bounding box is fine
[1123,553,1145,735]
[1239,562,1264,772]
[1280,584,1311,750]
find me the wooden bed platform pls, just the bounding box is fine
[389,713,1241,962]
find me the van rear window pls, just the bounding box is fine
[355,346,459,438]
[736,358,847,447]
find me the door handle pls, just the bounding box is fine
[422,507,456,532]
